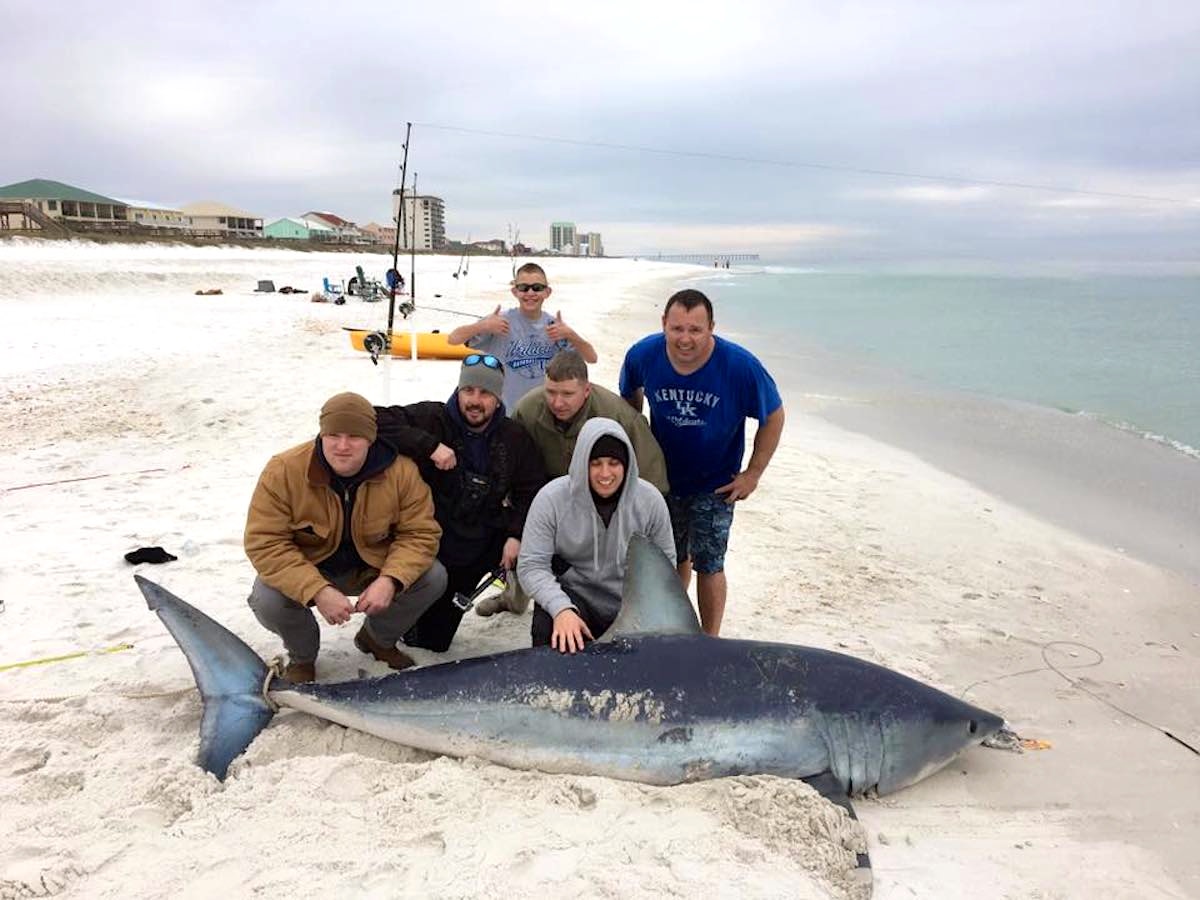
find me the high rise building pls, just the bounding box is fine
[550,221,577,254]
[391,191,446,250]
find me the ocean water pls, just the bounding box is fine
[700,268,1200,457]
[673,265,1200,580]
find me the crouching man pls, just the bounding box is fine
[374,353,546,652]
[518,418,675,653]
[244,392,447,682]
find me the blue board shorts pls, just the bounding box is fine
[666,492,735,575]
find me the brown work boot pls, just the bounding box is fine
[282,660,316,683]
[354,626,416,670]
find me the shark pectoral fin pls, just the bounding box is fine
[801,772,873,877]
[601,534,703,642]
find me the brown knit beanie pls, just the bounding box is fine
[319,392,377,442]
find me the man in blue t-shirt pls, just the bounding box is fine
[620,289,784,636]
[448,262,598,412]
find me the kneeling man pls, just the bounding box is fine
[518,418,675,653]
[244,392,447,681]
[375,354,546,651]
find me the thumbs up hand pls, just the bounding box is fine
[484,304,510,336]
[546,310,574,342]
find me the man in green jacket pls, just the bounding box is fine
[244,392,446,682]
[475,351,669,616]
[513,350,669,492]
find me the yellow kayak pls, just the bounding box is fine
[347,330,474,360]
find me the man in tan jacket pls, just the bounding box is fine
[245,392,446,682]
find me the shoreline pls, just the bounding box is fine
[663,267,1200,587]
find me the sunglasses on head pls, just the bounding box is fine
[464,353,503,370]
[514,282,548,293]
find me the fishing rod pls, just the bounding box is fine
[453,234,469,279]
[409,171,418,306]
[387,122,412,338]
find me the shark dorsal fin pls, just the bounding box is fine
[600,533,702,641]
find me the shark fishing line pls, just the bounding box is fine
[0,642,135,673]
[962,640,1199,757]
[4,464,191,493]
[414,121,1189,204]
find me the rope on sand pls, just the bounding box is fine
[3,463,191,493]
[963,640,1199,757]
[0,642,136,673]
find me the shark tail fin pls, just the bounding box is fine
[136,575,275,781]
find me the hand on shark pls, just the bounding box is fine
[551,608,594,654]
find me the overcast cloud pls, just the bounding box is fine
[3,0,1198,268]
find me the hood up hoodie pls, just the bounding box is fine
[517,417,675,622]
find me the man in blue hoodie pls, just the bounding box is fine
[375,355,547,651]
[518,418,676,653]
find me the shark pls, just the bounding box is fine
[138,535,1005,800]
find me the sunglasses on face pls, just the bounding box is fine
[514,283,548,293]
[464,353,503,370]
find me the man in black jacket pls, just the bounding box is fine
[375,354,546,651]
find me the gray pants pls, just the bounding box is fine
[247,562,447,664]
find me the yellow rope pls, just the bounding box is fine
[0,642,135,672]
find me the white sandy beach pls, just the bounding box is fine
[0,241,1196,899]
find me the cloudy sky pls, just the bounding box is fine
[5,0,1199,267]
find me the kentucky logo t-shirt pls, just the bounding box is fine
[620,334,782,496]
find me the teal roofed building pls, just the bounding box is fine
[264,216,335,241]
[0,178,130,231]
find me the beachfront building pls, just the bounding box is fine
[361,221,397,246]
[182,201,263,238]
[583,232,604,257]
[0,178,129,233]
[264,217,335,241]
[550,221,577,254]
[391,192,446,251]
[301,211,368,244]
[122,199,191,233]
[469,239,507,254]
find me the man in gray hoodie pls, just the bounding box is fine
[517,418,676,652]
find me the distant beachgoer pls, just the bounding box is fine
[243,393,447,682]
[386,268,405,293]
[517,418,675,653]
[447,262,597,412]
[619,289,785,637]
